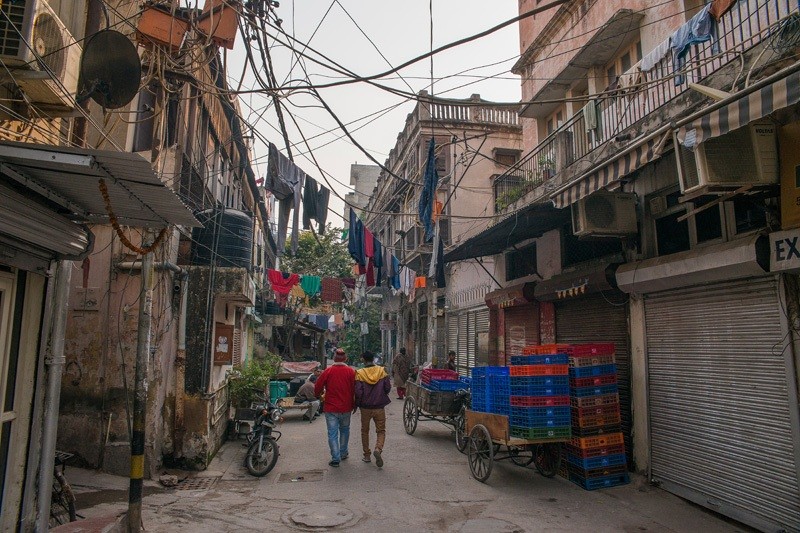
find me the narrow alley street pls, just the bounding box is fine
[58,399,747,533]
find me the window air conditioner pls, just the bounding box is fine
[571,191,638,237]
[676,121,778,194]
[0,0,82,108]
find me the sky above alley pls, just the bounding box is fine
[218,0,523,229]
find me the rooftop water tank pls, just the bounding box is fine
[191,208,253,268]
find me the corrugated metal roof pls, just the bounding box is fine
[0,141,198,227]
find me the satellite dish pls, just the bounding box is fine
[80,30,141,109]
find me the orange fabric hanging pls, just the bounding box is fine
[432,200,443,222]
[414,276,427,288]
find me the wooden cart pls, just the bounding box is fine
[465,409,566,482]
[403,380,470,452]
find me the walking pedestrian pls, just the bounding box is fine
[314,348,356,467]
[294,374,320,422]
[355,351,391,467]
[392,347,412,400]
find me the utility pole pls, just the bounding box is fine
[128,238,154,532]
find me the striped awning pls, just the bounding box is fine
[678,68,800,148]
[551,131,669,209]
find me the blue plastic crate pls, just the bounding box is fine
[510,406,570,419]
[488,404,510,416]
[571,384,619,398]
[509,411,571,428]
[510,375,569,387]
[471,399,488,412]
[569,364,617,378]
[510,353,569,365]
[426,379,465,392]
[510,384,570,397]
[568,472,630,491]
[459,376,471,387]
[471,366,509,378]
[566,453,627,470]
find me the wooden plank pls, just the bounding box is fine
[465,410,509,441]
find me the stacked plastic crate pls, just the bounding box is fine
[470,366,509,415]
[508,344,571,440]
[419,368,468,391]
[564,343,629,490]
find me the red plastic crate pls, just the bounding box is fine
[570,343,615,357]
[522,344,573,355]
[570,393,620,409]
[510,364,569,377]
[565,443,626,459]
[571,411,622,428]
[570,432,624,450]
[511,395,570,407]
[419,369,459,381]
[572,402,620,418]
[569,374,618,388]
[569,354,616,368]
[572,423,622,437]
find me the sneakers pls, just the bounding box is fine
[373,450,383,468]
[362,455,371,463]
[341,454,349,460]
[328,460,340,467]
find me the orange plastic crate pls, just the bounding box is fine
[522,344,573,355]
[511,395,570,407]
[571,411,622,428]
[569,354,616,368]
[570,432,624,449]
[510,364,569,376]
[570,393,620,409]
[565,443,626,459]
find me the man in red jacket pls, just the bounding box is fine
[314,348,356,467]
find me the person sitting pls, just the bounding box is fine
[295,374,321,422]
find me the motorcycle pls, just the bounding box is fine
[244,394,283,477]
[453,388,472,453]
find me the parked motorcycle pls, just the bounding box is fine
[244,395,283,477]
[453,387,472,453]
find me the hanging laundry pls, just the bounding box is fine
[342,277,356,290]
[432,199,443,222]
[414,276,427,289]
[384,246,393,279]
[373,238,384,287]
[300,275,321,297]
[418,138,439,243]
[267,269,300,306]
[390,255,401,291]
[268,143,305,256]
[640,37,671,72]
[709,0,738,21]
[347,208,365,266]
[671,4,718,86]
[618,61,642,92]
[363,227,374,258]
[289,284,308,306]
[583,99,599,132]
[435,235,446,288]
[321,277,343,303]
[301,176,331,235]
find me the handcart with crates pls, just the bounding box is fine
[402,369,472,451]
[465,345,572,483]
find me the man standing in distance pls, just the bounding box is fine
[392,347,412,400]
[314,348,356,467]
[355,351,391,467]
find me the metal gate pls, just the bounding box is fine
[555,293,631,466]
[504,304,539,360]
[645,277,800,532]
[447,307,489,374]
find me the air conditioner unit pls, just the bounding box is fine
[676,121,778,194]
[0,0,82,108]
[572,192,638,237]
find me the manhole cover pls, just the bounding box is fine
[175,476,219,491]
[282,504,362,530]
[278,470,325,483]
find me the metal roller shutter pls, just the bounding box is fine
[555,294,631,466]
[504,304,539,359]
[646,277,800,532]
[475,308,489,367]
[448,307,490,374]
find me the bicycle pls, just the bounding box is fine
[49,450,77,527]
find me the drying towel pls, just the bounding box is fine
[364,227,374,258]
[640,37,671,72]
[268,269,300,306]
[321,277,343,303]
[300,275,321,297]
[583,99,599,132]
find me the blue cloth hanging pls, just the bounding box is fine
[418,138,439,243]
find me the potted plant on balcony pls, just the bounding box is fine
[537,154,556,181]
[496,185,527,211]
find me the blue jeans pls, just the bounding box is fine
[324,412,351,462]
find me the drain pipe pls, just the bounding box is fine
[36,260,73,530]
[116,260,186,278]
[173,273,189,457]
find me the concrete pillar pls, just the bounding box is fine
[629,293,648,473]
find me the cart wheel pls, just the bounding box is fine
[467,424,494,483]
[403,397,418,435]
[454,406,468,453]
[509,446,535,467]
[534,443,562,478]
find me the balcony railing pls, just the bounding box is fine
[494,0,796,211]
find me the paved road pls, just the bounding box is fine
[63,397,751,532]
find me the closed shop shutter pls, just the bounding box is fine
[646,277,800,532]
[504,304,539,359]
[447,313,459,368]
[448,307,490,373]
[475,308,490,367]
[555,293,631,465]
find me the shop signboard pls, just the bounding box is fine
[770,229,800,273]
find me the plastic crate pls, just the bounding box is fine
[569,354,616,368]
[567,452,627,470]
[509,425,571,440]
[568,472,630,490]
[420,369,460,381]
[426,379,466,392]
[572,423,622,437]
[511,415,571,428]
[569,374,618,388]
[510,384,570,397]
[459,376,471,387]
[571,384,619,398]
[522,344,573,355]
[510,364,569,377]
[571,410,621,428]
[570,393,620,409]
[569,363,617,377]
[471,398,488,412]
[511,353,569,365]
[471,366,509,378]
[506,375,568,387]
[511,395,570,407]
[570,343,615,357]
[570,432,624,449]
[572,402,620,418]
[488,403,510,416]
[565,443,626,459]
[567,462,628,479]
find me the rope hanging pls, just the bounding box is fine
[98,178,168,255]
